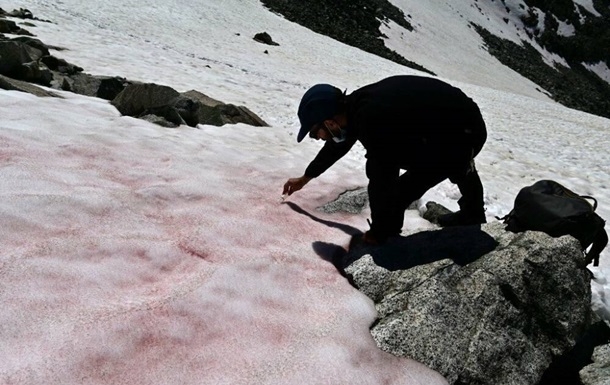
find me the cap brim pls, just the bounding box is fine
[297,125,309,142]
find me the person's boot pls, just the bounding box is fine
[439,165,486,227]
[437,210,486,227]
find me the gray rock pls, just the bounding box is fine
[317,187,369,214]
[581,342,610,385]
[423,201,454,224]
[111,83,181,117]
[41,55,82,75]
[10,36,49,56]
[19,60,53,85]
[0,40,44,75]
[7,8,33,19]
[345,222,593,385]
[253,32,279,46]
[176,89,268,127]
[0,73,59,97]
[0,18,33,36]
[62,72,128,100]
[139,114,179,128]
[0,18,19,34]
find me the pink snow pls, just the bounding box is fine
[0,91,447,385]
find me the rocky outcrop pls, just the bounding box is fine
[0,18,33,36]
[0,35,75,86]
[344,222,598,385]
[0,8,267,128]
[111,84,268,128]
[260,0,433,75]
[1,7,51,23]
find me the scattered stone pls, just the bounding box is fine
[7,8,33,19]
[422,201,454,224]
[253,32,279,46]
[139,114,180,128]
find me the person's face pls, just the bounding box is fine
[309,120,339,141]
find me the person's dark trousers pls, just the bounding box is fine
[397,171,448,212]
[450,161,485,217]
[397,162,486,227]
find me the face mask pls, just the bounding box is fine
[331,128,348,143]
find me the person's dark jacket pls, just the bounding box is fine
[304,75,487,238]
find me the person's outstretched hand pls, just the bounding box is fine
[283,176,312,196]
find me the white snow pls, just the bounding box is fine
[1,0,609,384]
[557,18,576,37]
[583,61,610,83]
[573,0,602,17]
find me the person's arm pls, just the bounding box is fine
[283,138,356,196]
[304,138,356,178]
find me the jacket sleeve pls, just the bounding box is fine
[366,153,403,240]
[304,138,356,178]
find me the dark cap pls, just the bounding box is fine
[297,84,341,142]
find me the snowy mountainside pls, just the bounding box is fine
[263,0,610,119]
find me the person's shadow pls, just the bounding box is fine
[284,202,498,278]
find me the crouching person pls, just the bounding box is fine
[283,75,488,244]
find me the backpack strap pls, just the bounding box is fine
[586,225,608,267]
[580,195,598,211]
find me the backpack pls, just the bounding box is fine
[500,180,608,266]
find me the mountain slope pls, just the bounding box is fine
[262,0,610,118]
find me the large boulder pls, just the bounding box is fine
[10,36,50,56]
[0,18,19,34]
[111,84,268,128]
[0,18,33,36]
[0,39,56,85]
[0,40,43,74]
[344,221,595,385]
[176,89,268,127]
[111,83,181,117]
[41,55,82,75]
[61,72,129,100]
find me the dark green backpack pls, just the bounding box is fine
[501,180,608,266]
